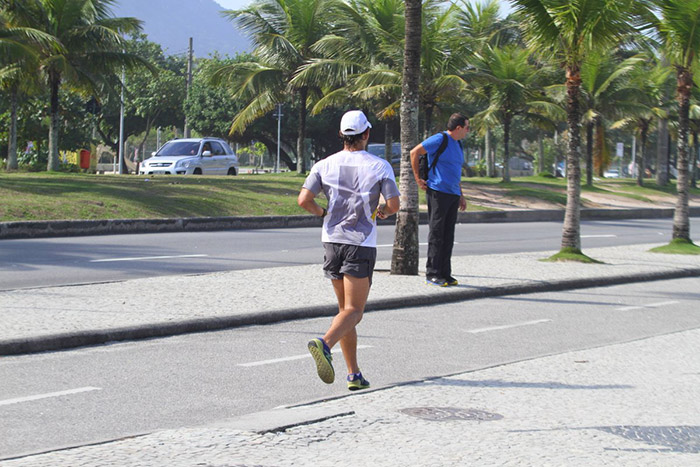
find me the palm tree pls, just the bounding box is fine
[4,0,143,171]
[577,51,646,183]
[611,60,671,186]
[469,45,561,182]
[0,3,58,171]
[219,0,330,173]
[293,0,405,162]
[511,0,641,256]
[391,0,421,275]
[655,0,700,243]
[418,1,470,137]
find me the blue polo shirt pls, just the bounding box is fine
[422,132,463,196]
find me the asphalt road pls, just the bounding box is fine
[1,277,699,460]
[1,218,697,291]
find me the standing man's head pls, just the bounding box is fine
[339,110,372,150]
[447,113,470,140]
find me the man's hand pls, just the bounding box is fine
[416,178,428,191]
[459,195,467,211]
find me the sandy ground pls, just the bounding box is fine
[461,179,700,211]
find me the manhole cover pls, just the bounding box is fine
[400,407,503,422]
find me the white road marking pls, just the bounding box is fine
[237,345,373,367]
[581,234,617,238]
[0,387,101,406]
[616,300,679,312]
[90,254,208,263]
[377,242,458,248]
[466,319,552,334]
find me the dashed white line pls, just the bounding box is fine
[0,387,101,406]
[377,242,458,248]
[616,301,679,312]
[90,254,208,263]
[467,319,552,334]
[237,345,373,367]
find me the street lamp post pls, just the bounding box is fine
[273,103,283,173]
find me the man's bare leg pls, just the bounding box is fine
[324,275,370,374]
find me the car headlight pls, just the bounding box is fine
[176,159,191,168]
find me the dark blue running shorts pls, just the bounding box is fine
[322,242,377,284]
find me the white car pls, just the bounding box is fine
[604,168,620,178]
[139,138,239,175]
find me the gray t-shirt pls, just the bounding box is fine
[303,149,400,247]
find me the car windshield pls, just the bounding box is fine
[156,141,200,156]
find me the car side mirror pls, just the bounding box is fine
[151,151,156,156]
[202,150,212,157]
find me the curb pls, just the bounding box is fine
[2,267,698,356]
[2,207,699,239]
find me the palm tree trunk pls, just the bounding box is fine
[296,87,308,174]
[585,121,593,186]
[423,105,433,140]
[672,68,692,241]
[502,117,511,182]
[656,118,669,186]
[391,0,421,276]
[561,66,583,252]
[7,86,19,171]
[638,124,647,187]
[537,131,544,175]
[384,122,393,163]
[47,74,61,171]
[692,129,698,189]
[485,129,493,177]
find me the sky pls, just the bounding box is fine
[215,0,513,16]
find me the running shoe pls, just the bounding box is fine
[446,276,459,286]
[347,372,370,391]
[426,276,449,287]
[308,338,334,384]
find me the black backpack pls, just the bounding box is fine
[418,132,449,181]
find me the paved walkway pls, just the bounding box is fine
[2,326,698,465]
[1,243,699,355]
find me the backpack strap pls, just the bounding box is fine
[429,132,449,174]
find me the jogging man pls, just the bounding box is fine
[298,110,400,390]
[410,113,469,287]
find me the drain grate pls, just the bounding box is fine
[400,407,503,422]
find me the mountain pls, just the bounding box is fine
[111,0,251,58]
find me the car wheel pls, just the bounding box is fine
[227,167,237,175]
[193,168,202,175]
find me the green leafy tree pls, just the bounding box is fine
[1,2,58,170]
[5,0,145,171]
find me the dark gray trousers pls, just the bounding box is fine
[425,188,460,279]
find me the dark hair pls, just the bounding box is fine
[339,128,369,148]
[447,113,468,131]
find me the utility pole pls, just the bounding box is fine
[273,104,283,173]
[183,37,193,138]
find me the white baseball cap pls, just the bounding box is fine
[340,110,372,135]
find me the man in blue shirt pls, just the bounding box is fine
[410,113,469,286]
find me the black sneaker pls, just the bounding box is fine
[426,276,449,287]
[446,276,459,286]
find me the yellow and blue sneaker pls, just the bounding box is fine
[446,276,459,286]
[308,338,334,384]
[347,372,370,391]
